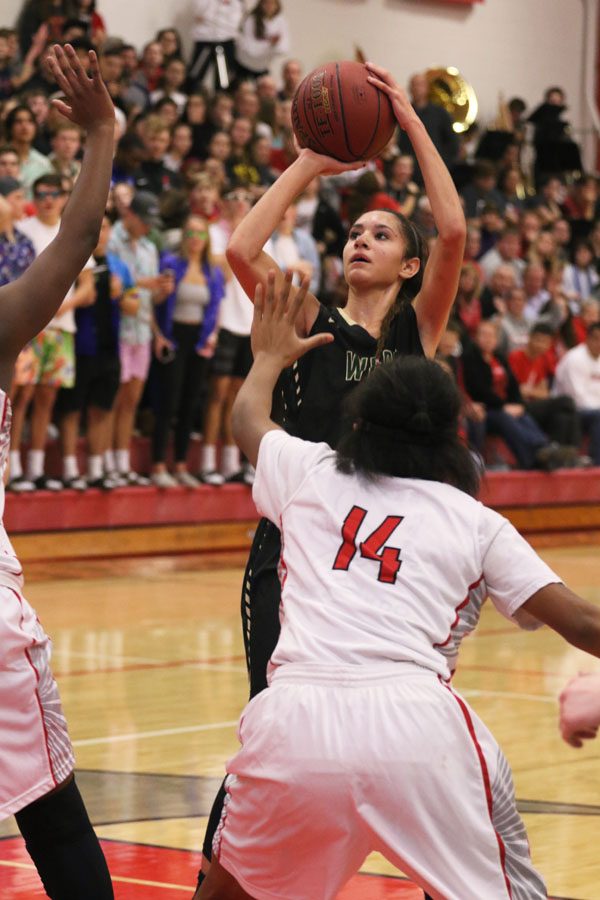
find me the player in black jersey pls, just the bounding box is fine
[194,62,466,896]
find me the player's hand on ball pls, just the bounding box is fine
[298,147,366,177]
[365,62,418,131]
[559,673,600,747]
[252,270,333,367]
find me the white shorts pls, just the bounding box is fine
[0,584,75,820]
[214,664,547,900]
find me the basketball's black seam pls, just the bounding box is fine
[336,62,355,162]
[362,87,382,159]
[300,77,331,155]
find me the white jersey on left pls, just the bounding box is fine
[0,390,74,819]
[253,430,560,681]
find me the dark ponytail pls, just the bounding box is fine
[370,210,428,358]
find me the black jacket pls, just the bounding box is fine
[461,344,522,409]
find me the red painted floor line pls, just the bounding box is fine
[0,837,568,898]
[0,837,421,898]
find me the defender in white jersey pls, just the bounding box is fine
[199,276,600,900]
[0,45,115,898]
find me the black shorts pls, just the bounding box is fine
[211,328,252,379]
[241,517,283,698]
[59,354,121,414]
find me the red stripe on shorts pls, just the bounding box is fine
[441,678,512,898]
[13,587,58,788]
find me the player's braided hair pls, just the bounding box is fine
[365,210,429,360]
[336,355,480,496]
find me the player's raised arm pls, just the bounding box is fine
[226,148,360,334]
[366,63,466,357]
[231,271,333,466]
[0,44,114,379]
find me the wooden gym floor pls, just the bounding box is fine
[0,544,599,899]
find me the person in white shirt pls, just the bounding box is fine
[17,173,95,490]
[189,0,244,91]
[234,0,291,81]
[553,322,600,463]
[197,274,600,900]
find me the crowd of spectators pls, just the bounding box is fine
[1,0,600,493]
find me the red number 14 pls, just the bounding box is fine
[333,505,404,585]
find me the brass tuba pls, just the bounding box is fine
[426,67,478,134]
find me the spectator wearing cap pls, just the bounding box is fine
[0,177,37,492]
[553,322,600,465]
[108,191,174,485]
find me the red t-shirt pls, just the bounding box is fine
[508,349,555,386]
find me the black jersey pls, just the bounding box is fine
[277,301,424,447]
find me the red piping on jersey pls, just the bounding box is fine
[12,587,58,787]
[0,393,8,432]
[440,677,512,898]
[434,574,484,649]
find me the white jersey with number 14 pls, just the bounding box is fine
[252,430,560,681]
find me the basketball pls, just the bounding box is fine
[291,61,396,163]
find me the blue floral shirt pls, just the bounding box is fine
[0,228,35,287]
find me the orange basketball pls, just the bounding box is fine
[292,61,396,163]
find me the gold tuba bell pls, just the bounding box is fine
[426,67,478,134]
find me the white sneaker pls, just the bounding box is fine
[124,471,151,487]
[151,471,178,489]
[175,471,201,488]
[242,464,255,486]
[7,476,35,493]
[199,470,225,486]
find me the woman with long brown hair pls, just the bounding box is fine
[150,214,224,487]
